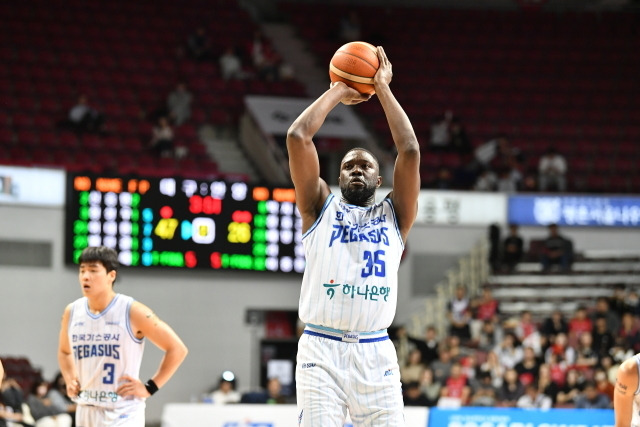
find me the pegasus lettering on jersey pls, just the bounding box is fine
[328,211,389,247]
[73,344,121,360]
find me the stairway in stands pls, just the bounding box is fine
[488,250,640,321]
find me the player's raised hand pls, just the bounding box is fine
[373,46,393,89]
[117,375,150,398]
[330,81,371,105]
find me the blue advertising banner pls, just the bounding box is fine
[508,195,640,227]
[429,407,614,427]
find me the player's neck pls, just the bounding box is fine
[87,290,117,314]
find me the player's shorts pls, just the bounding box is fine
[296,324,405,427]
[76,403,145,427]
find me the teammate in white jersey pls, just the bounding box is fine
[614,353,640,427]
[287,46,420,426]
[57,246,188,427]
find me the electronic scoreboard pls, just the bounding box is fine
[65,173,305,273]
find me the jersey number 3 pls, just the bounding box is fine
[361,250,385,278]
[103,363,115,384]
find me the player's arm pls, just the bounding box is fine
[374,46,420,242]
[57,304,81,398]
[614,357,638,427]
[117,301,188,398]
[286,82,369,233]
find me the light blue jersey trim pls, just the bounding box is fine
[384,197,405,250]
[306,323,387,336]
[85,294,120,319]
[126,299,144,344]
[302,193,335,240]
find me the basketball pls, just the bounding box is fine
[329,41,379,95]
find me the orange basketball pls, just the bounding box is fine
[329,41,379,95]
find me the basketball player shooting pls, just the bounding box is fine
[614,352,640,427]
[57,246,188,427]
[287,46,420,426]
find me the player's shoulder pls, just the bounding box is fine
[618,354,640,377]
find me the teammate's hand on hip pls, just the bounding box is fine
[117,375,150,398]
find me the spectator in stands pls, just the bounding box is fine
[67,94,104,134]
[166,82,193,126]
[470,286,501,343]
[569,305,593,341]
[448,118,472,155]
[403,381,432,407]
[393,325,418,370]
[468,372,498,407]
[247,31,280,81]
[1,377,27,420]
[473,167,497,191]
[498,368,525,407]
[440,362,471,405]
[574,380,611,409]
[186,26,213,61]
[447,285,472,342]
[208,375,241,405]
[418,368,441,407]
[429,111,452,152]
[500,224,524,273]
[540,223,573,272]
[624,290,640,316]
[431,347,453,385]
[546,352,569,387]
[400,349,426,385]
[472,135,520,173]
[26,380,73,427]
[540,310,569,347]
[616,312,640,353]
[515,310,542,354]
[492,332,523,370]
[592,316,615,360]
[538,147,567,192]
[574,331,599,370]
[477,319,504,352]
[219,46,246,81]
[610,284,630,318]
[338,10,361,42]
[537,364,560,404]
[240,378,289,404]
[556,368,583,406]
[495,161,522,193]
[149,116,175,158]
[46,373,76,425]
[517,382,552,409]
[410,325,440,366]
[471,286,501,325]
[591,297,620,335]
[594,368,614,402]
[515,347,541,387]
[545,332,576,366]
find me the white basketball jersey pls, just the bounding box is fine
[298,193,404,332]
[68,294,145,410]
[633,353,640,427]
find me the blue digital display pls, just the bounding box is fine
[508,195,640,227]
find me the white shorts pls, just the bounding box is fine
[296,326,404,427]
[76,403,145,427]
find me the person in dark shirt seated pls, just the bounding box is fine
[540,223,573,272]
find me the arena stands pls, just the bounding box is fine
[0,0,306,179]
[280,3,640,193]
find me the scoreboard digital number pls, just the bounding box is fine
[65,173,305,273]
